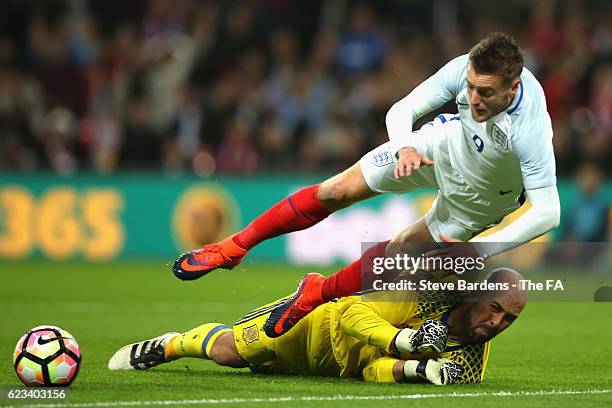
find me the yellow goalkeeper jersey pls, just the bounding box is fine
[332,289,490,383]
[233,289,490,384]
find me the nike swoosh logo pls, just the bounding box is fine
[499,189,513,195]
[180,258,207,272]
[273,299,297,334]
[275,312,293,334]
[38,336,69,345]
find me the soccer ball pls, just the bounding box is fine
[13,325,81,387]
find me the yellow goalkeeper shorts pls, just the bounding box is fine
[233,296,341,377]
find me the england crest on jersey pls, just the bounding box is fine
[492,124,508,151]
[371,149,394,167]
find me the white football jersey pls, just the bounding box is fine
[401,54,556,197]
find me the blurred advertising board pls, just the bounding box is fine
[0,173,610,264]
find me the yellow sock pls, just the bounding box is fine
[165,323,231,360]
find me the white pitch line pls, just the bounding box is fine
[4,389,610,408]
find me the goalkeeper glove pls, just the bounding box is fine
[394,319,448,354]
[404,358,464,385]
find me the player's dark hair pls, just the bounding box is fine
[468,32,524,85]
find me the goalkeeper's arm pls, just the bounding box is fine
[362,357,463,385]
[339,297,448,354]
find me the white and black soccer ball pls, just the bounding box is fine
[13,325,81,387]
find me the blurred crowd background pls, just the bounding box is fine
[0,0,610,178]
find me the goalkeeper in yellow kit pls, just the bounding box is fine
[108,268,526,385]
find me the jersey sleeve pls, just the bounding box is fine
[337,291,417,353]
[471,185,560,257]
[362,356,401,383]
[512,110,557,189]
[387,54,468,156]
[362,342,491,384]
[417,54,468,106]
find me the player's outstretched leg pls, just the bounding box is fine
[173,164,378,281]
[172,184,331,281]
[108,323,235,370]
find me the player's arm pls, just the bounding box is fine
[338,294,447,354]
[470,112,560,258]
[386,55,466,175]
[362,356,464,385]
[471,185,560,258]
[362,356,402,383]
[337,298,406,353]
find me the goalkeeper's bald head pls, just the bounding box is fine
[450,268,527,345]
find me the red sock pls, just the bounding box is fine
[321,240,390,302]
[232,185,332,250]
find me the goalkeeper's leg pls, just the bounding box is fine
[164,323,247,368]
[108,323,245,370]
[173,163,378,280]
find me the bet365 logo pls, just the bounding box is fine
[0,187,124,260]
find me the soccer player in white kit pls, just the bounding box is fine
[362,38,559,256]
[172,33,560,338]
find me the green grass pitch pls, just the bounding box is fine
[1,260,611,407]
